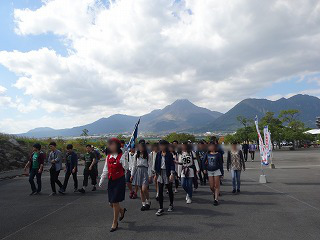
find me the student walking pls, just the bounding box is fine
[154,140,175,216]
[169,145,179,193]
[204,142,224,206]
[242,142,249,162]
[60,144,78,193]
[24,143,45,195]
[196,141,208,185]
[178,142,200,204]
[78,145,97,193]
[126,148,138,199]
[48,142,63,196]
[131,143,152,211]
[99,138,128,232]
[150,143,159,200]
[227,143,245,193]
[249,143,256,161]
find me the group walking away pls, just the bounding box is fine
[24,138,251,232]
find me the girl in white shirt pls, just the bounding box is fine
[178,142,200,204]
[130,143,152,211]
[99,138,128,232]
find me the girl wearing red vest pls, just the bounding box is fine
[99,138,128,232]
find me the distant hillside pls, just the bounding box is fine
[203,94,320,131]
[21,114,139,138]
[140,99,222,132]
[21,99,222,137]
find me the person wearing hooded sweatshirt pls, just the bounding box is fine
[24,143,45,195]
[204,142,224,206]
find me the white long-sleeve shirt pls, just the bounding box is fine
[178,151,200,178]
[125,152,136,172]
[149,151,157,174]
[99,153,128,186]
[131,153,152,177]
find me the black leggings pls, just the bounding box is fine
[158,182,174,209]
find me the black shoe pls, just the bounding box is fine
[156,196,159,201]
[110,223,118,232]
[141,205,146,211]
[119,208,127,221]
[30,191,37,196]
[145,203,151,210]
[213,200,219,206]
[78,188,85,193]
[58,188,65,194]
[92,186,96,191]
[74,188,78,193]
[237,189,240,193]
[232,189,236,194]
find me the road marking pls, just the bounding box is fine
[0,196,83,240]
[246,176,320,211]
[245,164,320,170]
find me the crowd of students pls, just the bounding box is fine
[24,138,249,232]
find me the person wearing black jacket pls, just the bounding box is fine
[242,142,249,162]
[204,142,223,206]
[24,143,45,195]
[227,143,245,194]
[154,140,175,216]
[60,144,78,193]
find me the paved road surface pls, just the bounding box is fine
[1,149,320,240]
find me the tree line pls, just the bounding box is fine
[224,109,317,149]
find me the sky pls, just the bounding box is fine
[0,0,320,134]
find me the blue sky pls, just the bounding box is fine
[0,0,319,134]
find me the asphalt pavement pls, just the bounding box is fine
[1,148,320,240]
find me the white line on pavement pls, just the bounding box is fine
[0,196,83,240]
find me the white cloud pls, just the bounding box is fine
[0,0,320,132]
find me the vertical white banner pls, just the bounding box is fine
[255,116,268,165]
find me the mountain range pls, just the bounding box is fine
[20,94,320,138]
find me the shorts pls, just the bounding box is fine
[125,170,131,183]
[208,169,222,177]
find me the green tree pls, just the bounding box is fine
[80,128,89,145]
[163,132,196,143]
[260,112,283,149]
[81,129,89,137]
[236,116,255,143]
[279,109,307,149]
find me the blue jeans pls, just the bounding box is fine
[181,177,193,198]
[231,170,241,190]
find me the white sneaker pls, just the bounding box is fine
[186,194,189,201]
[186,197,192,204]
[174,189,178,193]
